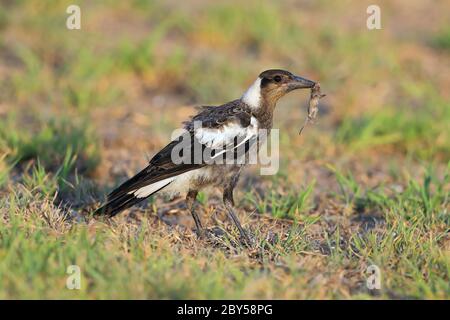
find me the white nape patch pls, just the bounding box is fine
[130,177,175,198]
[241,77,262,109]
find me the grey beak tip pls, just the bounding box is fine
[293,75,316,88]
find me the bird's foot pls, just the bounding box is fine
[207,226,227,238]
[198,227,227,241]
[195,228,207,239]
[239,229,256,248]
[195,226,255,248]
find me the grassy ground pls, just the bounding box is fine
[0,0,449,299]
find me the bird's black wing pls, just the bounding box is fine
[184,100,252,130]
[95,100,254,217]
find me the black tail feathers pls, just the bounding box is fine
[94,193,147,217]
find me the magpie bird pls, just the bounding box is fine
[95,69,315,243]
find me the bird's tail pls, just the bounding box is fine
[94,193,147,217]
[94,175,174,217]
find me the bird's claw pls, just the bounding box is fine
[240,229,256,248]
[196,227,225,240]
[195,226,255,249]
[195,228,207,239]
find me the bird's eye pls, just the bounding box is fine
[273,75,282,82]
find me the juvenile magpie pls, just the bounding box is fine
[96,69,315,243]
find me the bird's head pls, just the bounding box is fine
[242,69,315,111]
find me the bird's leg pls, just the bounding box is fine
[223,186,251,246]
[186,190,205,238]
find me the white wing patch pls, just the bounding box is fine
[194,116,259,150]
[129,168,211,199]
[130,177,175,198]
[128,116,260,200]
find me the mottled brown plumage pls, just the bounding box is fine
[96,69,315,245]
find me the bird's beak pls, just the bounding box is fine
[287,75,316,91]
